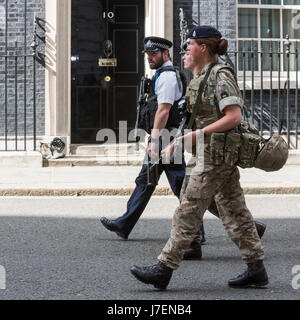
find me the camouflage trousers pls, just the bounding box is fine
[158,160,264,270]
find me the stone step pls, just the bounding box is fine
[45,148,300,167]
[70,143,147,156]
[286,150,300,165]
[44,155,144,167]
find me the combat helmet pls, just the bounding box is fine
[254,134,289,172]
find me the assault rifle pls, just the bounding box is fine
[147,96,190,184]
[134,76,150,151]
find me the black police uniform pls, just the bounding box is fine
[100,37,187,239]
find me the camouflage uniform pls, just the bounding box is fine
[158,61,265,270]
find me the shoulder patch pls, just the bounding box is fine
[220,88,229,99]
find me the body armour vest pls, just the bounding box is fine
[186,62,236,132]
[139,66,185,134]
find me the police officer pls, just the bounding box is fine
[130,26,269,290]
[100,37,206,245]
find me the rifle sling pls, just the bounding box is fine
[187,63,217,129]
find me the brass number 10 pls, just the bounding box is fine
[103,12,115,19]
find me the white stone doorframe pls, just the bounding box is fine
[44,0,71,152]
[145,0,174,77]
[44,0,173,153]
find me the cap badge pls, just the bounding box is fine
[193,30,197,37]
[147,40,153,47]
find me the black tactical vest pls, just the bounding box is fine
[139,66,186,134]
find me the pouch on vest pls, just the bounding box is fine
[224,132,241,166]
[207,65,265,169]
[210,132,226,166]
[237,132,262,168]
[143,97,158,134]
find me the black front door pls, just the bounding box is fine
[71,0,145,143]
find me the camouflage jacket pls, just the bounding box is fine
[186,61,244,131]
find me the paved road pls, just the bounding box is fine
[0,195,299,300]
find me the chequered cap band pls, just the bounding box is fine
[145,40,170,51]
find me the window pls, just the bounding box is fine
[237,0,300,72]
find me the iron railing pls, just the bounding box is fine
[181,40,299,149]
[0,0,44,152]
[227,37,299,149]
[179,6,299,149]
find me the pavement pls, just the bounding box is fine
[0,164,299,196]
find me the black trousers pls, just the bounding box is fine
[114,158,205,238]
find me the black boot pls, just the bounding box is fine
[130,262,173,290]
[255,221,266,239]
[228,260,269,288]
[183,242,202,260]
[100,217,128,240]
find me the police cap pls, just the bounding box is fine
[188,25,222,39]
[143,36,173,53]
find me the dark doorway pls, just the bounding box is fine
[71,0,145,144]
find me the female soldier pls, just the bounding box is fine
[130,25,268,290]
[181,43,266,260]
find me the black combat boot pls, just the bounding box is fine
[255,221,266,239]
[130,262,173,290]
[100,217,128,240]
[228,260,269,288]
[183,241,202,260]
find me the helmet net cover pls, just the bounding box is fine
[254,134,289,172]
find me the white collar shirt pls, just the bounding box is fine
[155,61,182,106]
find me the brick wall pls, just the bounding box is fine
[0,0,45,138]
